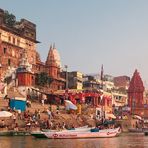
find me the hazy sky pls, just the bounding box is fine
[1,0,148,85]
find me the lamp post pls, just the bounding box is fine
[64,65,68,90]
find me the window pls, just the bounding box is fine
[8,36,11,42]
[3,48,7,54]
[17,39,20,46]
[13,37,15,44]
[8,59,11,66]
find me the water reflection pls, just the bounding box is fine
[0,133,148,148]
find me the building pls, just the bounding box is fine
[68,71,83,90]
[0,9,39,71]
[83,75,101,90]
[0,8,65,92]
[114,76,130,90]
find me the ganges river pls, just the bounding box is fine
[0,133,148,148]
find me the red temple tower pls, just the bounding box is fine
[128,69,145,115]
[45,44,65,90]
[46,44,61,79]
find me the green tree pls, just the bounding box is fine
[35,72,53,86]
[4,11,16,27]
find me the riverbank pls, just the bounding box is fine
[0,101,140,134]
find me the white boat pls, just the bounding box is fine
[31,126,90,138]
[44,127,121,139]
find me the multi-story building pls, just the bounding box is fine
[114,76,130,90]
[83,75,101,90]
[68,71,83,90]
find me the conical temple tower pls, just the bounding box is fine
[46,44,61,79]
[128,69,145,115]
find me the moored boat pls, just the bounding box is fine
[128,128,143,133]
[31,131,47,138]
[0,131,30,136]
[44,127,120,139]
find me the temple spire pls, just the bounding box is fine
[50,44,52,50]
[128,69,145,115]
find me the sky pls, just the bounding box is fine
[1,0,148,86]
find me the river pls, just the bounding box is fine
[0,133,148,148]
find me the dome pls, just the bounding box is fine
[46,45,61,68]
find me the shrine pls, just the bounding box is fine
[17,49,35,86]
[128,69,145,116]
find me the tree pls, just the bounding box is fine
[4,11,16,27]
[35,72,53,87]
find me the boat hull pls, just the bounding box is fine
[128,128,143,133]
[44,127,120,139]
[31,133,47,138]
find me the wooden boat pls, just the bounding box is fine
[31,131,47,138]
[0,131,30,136]
[44,127,120,139]
[142,128,148,136]
[128,128,143,133]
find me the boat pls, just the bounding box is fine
[44,127,120,139]
[0,131,30,136]
[128,128,143,133]
[31,125,90,138]
[31,131,47,138]
[31,126,91,138]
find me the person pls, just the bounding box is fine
[41,99,44,106]
[1,120,5,128]
[56,105,60,114]
[47,109,52,119]
[26,100,31,107]
[12,114,16,123]
[62,122,66,129]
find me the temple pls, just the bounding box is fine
[128,69,145,115]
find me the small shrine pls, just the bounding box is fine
[128,69,145,116]
[17,49,35,86]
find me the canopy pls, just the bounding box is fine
[0,111,12,118]
[106,113,116,119]
[133,115,142,120]
[64,100,77,110]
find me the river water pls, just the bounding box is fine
[0,133,148,148]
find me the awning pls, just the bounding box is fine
[133,115,142,120]
[64,100,77,110]
[0,111,12,118]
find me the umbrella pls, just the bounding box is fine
[0,111,12,118]
[133,115,142,120]
[64,100,77,110]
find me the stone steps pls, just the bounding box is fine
[26,102,60,113]
[26,102,49,113]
